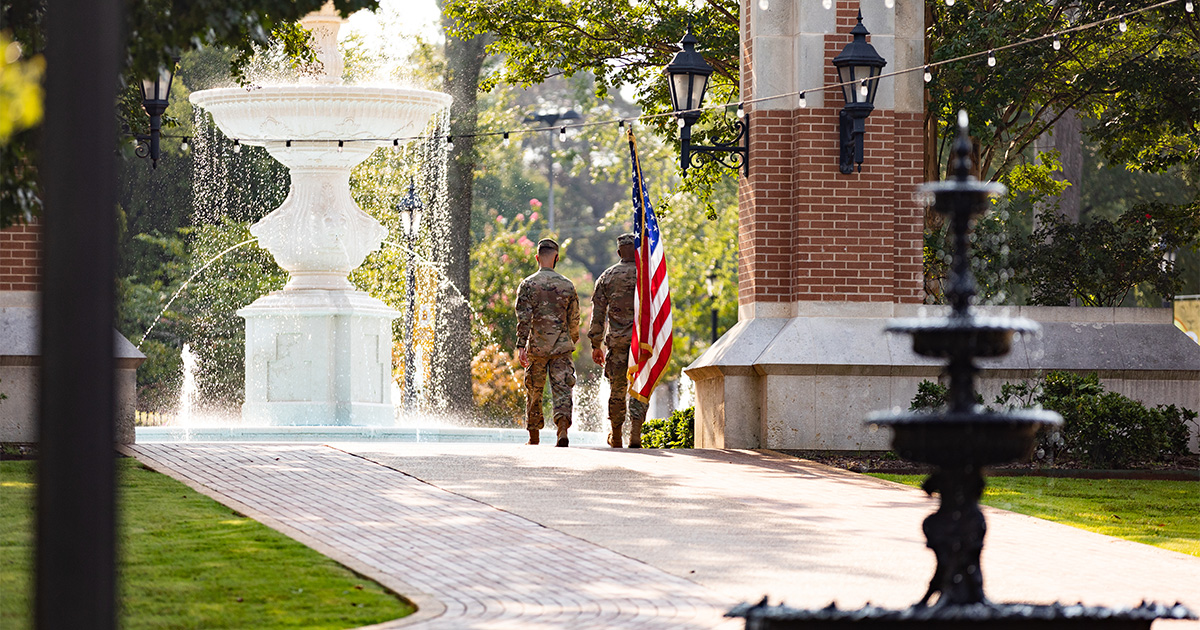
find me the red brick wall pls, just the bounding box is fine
[738,0,925,306]
[0,220,42,291]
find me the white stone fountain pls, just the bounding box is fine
[189,5,451,425]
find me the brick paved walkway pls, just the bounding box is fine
[126,443,739,630]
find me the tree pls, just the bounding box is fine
[0,0,380,228]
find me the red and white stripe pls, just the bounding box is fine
[628,132,673,404]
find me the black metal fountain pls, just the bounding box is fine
[728,112,1196,630]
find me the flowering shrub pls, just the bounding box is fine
[471,343,525,425]
[470,211,542,354]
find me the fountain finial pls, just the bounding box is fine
[299,2,344,84]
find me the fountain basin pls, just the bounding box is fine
[189,86,452,152]
[886,316,1040,358]
[869,409,1061,468]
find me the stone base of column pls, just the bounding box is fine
[684,302,1200,451]
[0,291,143,443]
[239,289,398,426]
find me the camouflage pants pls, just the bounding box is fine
[605,344,648,430]
[524,353,575,434]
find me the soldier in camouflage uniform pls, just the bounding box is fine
[588,233,648,448]
[515,238,580,447]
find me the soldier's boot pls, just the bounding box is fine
[607,422,624,448]
[526,429,539,445]
[554,418,570,448]
[628,419,644,448]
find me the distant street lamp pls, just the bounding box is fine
[705,269,720,343]
[524,110,581,232]
[1163,246,1178,308]
[397,181,423,410]
[136,61,177,169]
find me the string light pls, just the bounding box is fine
[1052,35,1061,50]
[1187,1,1194,13]
[180,137,190,152]
[859,79,869,97]
[987,50,996,67]
[559,126,567,138]
[337,140,344,153]
[822,0,831,9]
[798,91,807,108]
[446,136,454,151]
[736,104,745,119]
[885,0,894,7]
[286,140,292,147]
[677,117,686,128]
[502,132,510,147]
[923,66,932,82]
[758,0,769,9]
[392,138,399,153]
[1119,18,1128,31]
[233,139,241,154]
[945,0,955,6]
[619,120,626,130]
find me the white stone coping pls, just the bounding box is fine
[0,291,145,365]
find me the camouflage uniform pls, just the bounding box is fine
[588,233,648,448]
[515,242,580,442]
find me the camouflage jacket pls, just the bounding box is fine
[588,260,636,350]
[515,268,580,357]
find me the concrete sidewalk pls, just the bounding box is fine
[128,443,1200,629]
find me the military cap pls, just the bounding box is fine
[537,238,559,253]
[617,233,636,247]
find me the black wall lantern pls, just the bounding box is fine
[832,11,887,174]
[136,62,176,168]
[664,28,748,177]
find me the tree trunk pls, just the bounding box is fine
[434,6,487,414]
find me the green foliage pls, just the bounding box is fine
[640,406,694,449]
[909,380,950,411]
[1013,203,1198,306]
[1,459,413,628]
[470,211,541,353]
[870,474,1200,557]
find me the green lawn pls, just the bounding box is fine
[870,474,1200,557]
[1,458,413,629]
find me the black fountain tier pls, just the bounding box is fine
[728,113,1196,629]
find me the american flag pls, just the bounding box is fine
[626,130,673,403]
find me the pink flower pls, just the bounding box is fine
[529,212,540,222]
[515,213,525,222]
[500,254,510,263]
[517,236,534,252]
[496,216,507,224]
[529,198,542,208]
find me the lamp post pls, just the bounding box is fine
[705,270,720,343]
[1163,246,1178,308]
[524,110,581,232]
[665,28,748,177]
[831,11,887,174]
[397,181,423,411]
[136,62,176,169]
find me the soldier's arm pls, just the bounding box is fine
[515,280,532,350]
[587,274,608,349]
[568,288,580,346]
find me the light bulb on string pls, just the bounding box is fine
[758,0,769,9]
[337,140,344,153]
[446,136,454,152]
[1053,35,1061,50]
[737,104,745,119]
[286,140,293,148]
[233,139,241,154]
[987,50,996,67]
[945,0,955,6]
[885,0,894,7]
[619,120,626,130]
[180,137,190,153]
[859,80,869,97]
[798,92,807,108]
[822,0,831,9]
[1119,18,1127,32]
[924,66,932,83]
[1187,1,1194,13]
[392,138,399,153]
[677,117,686,128]
[502,132,510,147]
